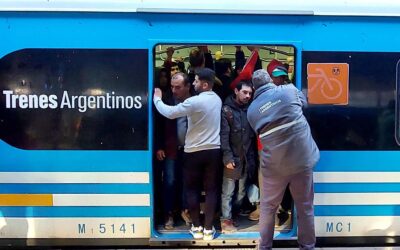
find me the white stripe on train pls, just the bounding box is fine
[315,193,400,205]
[0,217,150,238]
[314,172,400,183]
[53,194,150,206]
[0,172,149,183]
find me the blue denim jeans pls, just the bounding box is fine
[162,154,187,218]
[221,173,247,220]
[162,158,176,216]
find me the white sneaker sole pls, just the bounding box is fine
[222,229,237,234]
[190,233,203,239]
[203,235,215,241]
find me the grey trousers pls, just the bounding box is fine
[258,169,315,250]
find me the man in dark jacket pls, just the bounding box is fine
[247,69,319,250]
[155,72,192,229]
[220,81,256,233]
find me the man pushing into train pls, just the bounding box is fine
[247,69,320,250]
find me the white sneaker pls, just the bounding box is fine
[189,225,203,239]
[203,226,216,240]
[164,216,174,230]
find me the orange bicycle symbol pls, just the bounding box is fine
[307,63,349,105]
[308,68,343,100]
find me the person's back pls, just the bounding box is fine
[248,83,303,131]
[248,83,319,176]
[184,91,221,152]
[248,69,319,250]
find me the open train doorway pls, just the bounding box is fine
[152,44,296,241]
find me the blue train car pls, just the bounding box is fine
[1,0,400,247]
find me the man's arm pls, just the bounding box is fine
[297,89,308,108]
[246,106,257,134]
[198,46,214,70]
[163,47,174,68]
[282,84,308,108]
[153,88,194,119]
[221,107,235,169]
[235,46,246,69]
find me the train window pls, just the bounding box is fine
[154,45,296,86]
[152,44,295,233]
[396,59,400,147]
[303,52,399,150]
[0,49,148,150]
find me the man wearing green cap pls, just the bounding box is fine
[267,59,291,86]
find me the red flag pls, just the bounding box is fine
[266,59,283,76]
[230,50,259,89]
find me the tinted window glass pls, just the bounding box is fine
[0,49,148,150]
[303,51,398,150]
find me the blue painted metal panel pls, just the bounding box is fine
[315,151,400,172]
[1,13,400,55]
[0,12,155,241]
[0,141,150,171]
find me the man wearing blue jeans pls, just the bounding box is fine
[220,81,256,233]
[155,72,192,229]
[247,69,320,250]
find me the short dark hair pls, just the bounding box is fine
[189,48,205,68]
[172,72,190,86]
[235,81,253,91]
[170,61,178,67]
[195,68,215,88]
[215,58,232,77]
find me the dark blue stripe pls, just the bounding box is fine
[0,207,151,217]
[0,184,151,194]
[315,205,400,216]
[315,183,400,193]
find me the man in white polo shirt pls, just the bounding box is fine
[154,68,222,241]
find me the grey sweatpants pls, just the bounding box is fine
[258,169,315,250]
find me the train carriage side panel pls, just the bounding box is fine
[0,12,152,246]
[1,10,400,246]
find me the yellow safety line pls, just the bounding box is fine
[0,194,53,206]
